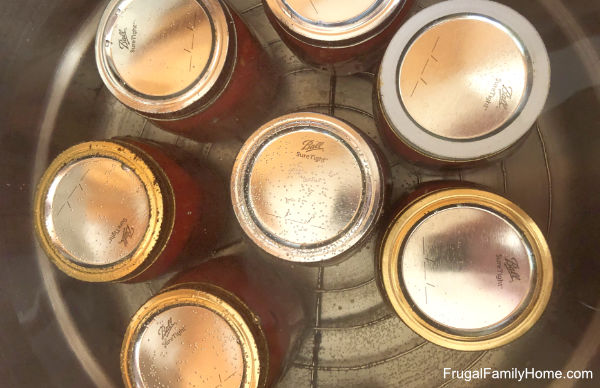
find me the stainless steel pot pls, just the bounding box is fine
[1,0,598,387]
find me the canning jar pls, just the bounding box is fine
[33,138,225,282]
[375,0,551,167]
[378,185,553,350]
[121,256,305,387]
[263,0,413,75]
[95,0,275,142]
[231,112,387,265]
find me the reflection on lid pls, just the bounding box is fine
[247,128,364,247]
[401,205,534,333]
[283,0,382,25]
[133,305,244,388]
[399,15,529,140]
[267,0,404,42]
[107,0,215,97]
[45,157,150,266]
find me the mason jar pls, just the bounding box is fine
[263,0,413,75]
[33,138,225,282]
[121,255,305,387]
[95,0,275,142]
[231,112,387,265]
[375,0,551,167]
[378,184,553,350]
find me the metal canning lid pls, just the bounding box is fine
[33,141,174,282]
[95,0,232,115]
[231,112,384,264]
[378,0,550,162]
[265,0,407,44]
[379,188,553,350]
[121,284,267,388]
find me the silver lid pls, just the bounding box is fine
[265,0,406,43]
[379,0,550,161]
[133,305,244,388]
[96,0,231,115]
[399,15,529,139]
[231,112,384,264]
[122,287,264,388]
[45,156,150,267]
[401,205,534,334]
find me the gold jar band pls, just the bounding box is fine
[379,188,553,350]
[33,140,175,282]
